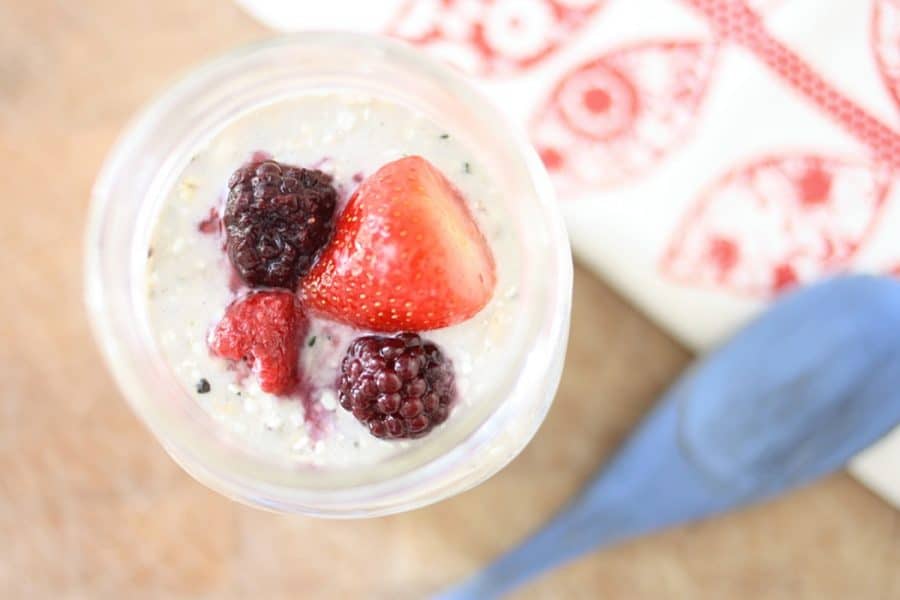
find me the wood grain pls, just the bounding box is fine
[1,0,898,598]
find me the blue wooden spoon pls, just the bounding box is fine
[437,275,900,599]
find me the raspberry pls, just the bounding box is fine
[337,333,456,439]
[209,291,308,395]
[224,160,337,289]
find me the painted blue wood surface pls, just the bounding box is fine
[437,275,900,599]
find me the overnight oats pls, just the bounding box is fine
[146,95,516,467]
[87,34,571,516]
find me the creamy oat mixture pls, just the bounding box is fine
[145,93,522,466]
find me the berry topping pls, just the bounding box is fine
[224,159,337,289]
[337,332,455,439]
[208,291,308,396]
[302,155,496,331]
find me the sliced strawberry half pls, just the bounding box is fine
[208,290,308,395]
[302,156,496,331]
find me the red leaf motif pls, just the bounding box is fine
[385,0,604,76]
[531,40,718,193]
[873,0,900,111]
[661,155,891,297]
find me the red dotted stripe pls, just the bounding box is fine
[684,0,900,170]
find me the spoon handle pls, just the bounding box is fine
[438,276,900,600]
[436,399,734,599]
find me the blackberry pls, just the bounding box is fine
[224,160,337,289]
[337,332,456,440]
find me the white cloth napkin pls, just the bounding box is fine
[236,0,900,508]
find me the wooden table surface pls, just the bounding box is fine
[2,1,898,598]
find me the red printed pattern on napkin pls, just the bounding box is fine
[386,0,604,76]
[656,0,900,297]
[386,0,900,297]
[684,0,900,169]
[661,155,891,296]
[531,40,718,191]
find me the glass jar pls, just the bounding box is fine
[85,33,572,517]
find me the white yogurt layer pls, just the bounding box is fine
[145,93,523,467]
